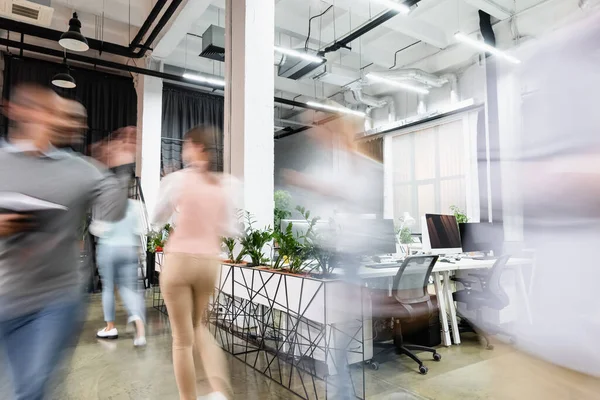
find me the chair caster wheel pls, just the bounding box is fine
[486,344,494,350]
[433,353,442,361]
[369,362,379,371]
[419,365,428,375]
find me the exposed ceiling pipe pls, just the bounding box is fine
[129,0,168,51]
[0,0,182,58]
[371,69,459,103]
[376,68,450,88]
[317,0,421,56]
[347,86,396,131]
[0,37,331,114]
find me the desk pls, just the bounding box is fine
[358,258,532,346]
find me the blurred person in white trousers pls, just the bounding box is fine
[492,11,600,399]
[283,117,383,399]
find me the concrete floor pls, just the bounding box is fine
[1,294,514,400]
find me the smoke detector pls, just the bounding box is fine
[0,0,53,26]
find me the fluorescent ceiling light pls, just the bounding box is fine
[366,73,429,95]
[274,46,325,64]
[183,73,225,87]
[374,0,411,14]
[454,32,521,64]
[306,101,366,117]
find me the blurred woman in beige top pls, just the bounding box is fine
[152,125,235,400]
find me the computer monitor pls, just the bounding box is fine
[422,214,462,255]
[360,218,398,256]
[459,222,504,255]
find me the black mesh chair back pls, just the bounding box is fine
[393,255,439,304]
[486,254,511,309]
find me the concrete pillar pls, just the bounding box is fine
[135,62,163,217]
[224,0,275,229]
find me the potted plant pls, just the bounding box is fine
[239,212,272,267]
[296,206,338,278]
[272,221,311,275]
[450,205,469,224]
[396,212,415,254]
[146,223,171,286]
[221,236,245,264]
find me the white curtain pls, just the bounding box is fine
[386,113,479,233]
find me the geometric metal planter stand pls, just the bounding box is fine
[209,264,369,399]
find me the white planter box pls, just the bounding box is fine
[214,264,372,372]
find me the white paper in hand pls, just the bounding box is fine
[0,192,68,212]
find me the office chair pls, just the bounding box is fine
[452,255,512,349]
[369,255,442,375]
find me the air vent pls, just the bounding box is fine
[0,0,53,26]
[13,3,38,19]
[199,25,225,62]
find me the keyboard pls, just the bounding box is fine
[365,262,403,269]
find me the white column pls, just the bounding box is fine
[135,67,163,218]
[224,0,274,229]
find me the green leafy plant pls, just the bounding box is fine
[239,212,272,266]
[221,237,245,264]
[296,206,337,277]
[274,190,292,233]
[221,209,246,263]
[273,222,311,274]
[450,205,469,224]
[147,223,172,253]
[398,226,412,244]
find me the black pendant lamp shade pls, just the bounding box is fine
[52,71,76,88]
[52,57,76,89]
[59,12,89,52]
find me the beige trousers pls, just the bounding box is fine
[161,253,230,400]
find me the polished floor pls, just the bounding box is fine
[0,293,516,400]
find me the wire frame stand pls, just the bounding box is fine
[151,252,167,315]
[209,264,367,400]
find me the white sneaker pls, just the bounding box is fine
[96,327,118,339]
[133,336,147,347]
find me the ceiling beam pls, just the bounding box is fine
[152,0,213,59]
[464,0,513,20]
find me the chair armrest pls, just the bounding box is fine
[450,277,477,288]
[468,271,489,288]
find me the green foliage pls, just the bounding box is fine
[398,226,412,244]
[450,205,469,224]
[239,212,272,266]
[272,221,311,274]
[296,206,337,276]
[147,223,172,253]
[274,190,292,233]
[221,209,246,263]
[221,237,245,264]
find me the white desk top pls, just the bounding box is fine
[357,258,532,280]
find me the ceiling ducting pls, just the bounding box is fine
[199,24,225,62]
[311,63,361,87]
[277,50,324,80]
[0,0,53,26]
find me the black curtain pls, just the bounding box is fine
[161,83,224,174]
[1,54,137,152]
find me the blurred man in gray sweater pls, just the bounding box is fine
[0,84,134,400]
